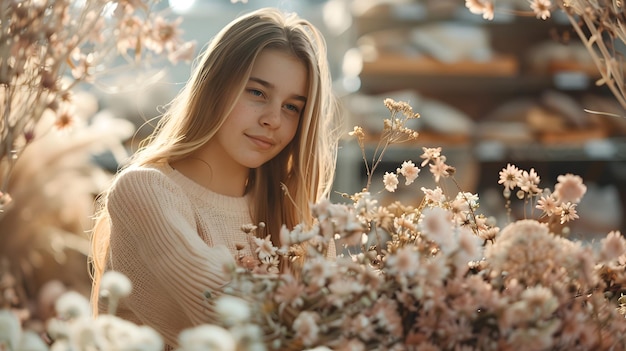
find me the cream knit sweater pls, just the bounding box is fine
[102,163,255,348]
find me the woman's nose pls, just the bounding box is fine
[259,103,281,128]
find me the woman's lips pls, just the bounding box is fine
[246,134,274,150]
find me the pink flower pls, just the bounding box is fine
[429,158,449,183]
[253,235,277,260]
[293,311,320,347]
[397,160,420,185]
[420,147,442,167]
[275,274,305,310]
[520,168,541,194]
[168,40,196,64]
[371,297,403,338]
[599,231,626,262]
[536,193,559,216]
[303,258,332,289]
[420,207,455,253]
[554,173,586,204]
[146,16,183,54]
[385,246,420,282]
[421,186,445,205]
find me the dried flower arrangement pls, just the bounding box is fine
[0,0,194,329]
[212,98,626,351]
[13,97,623,351]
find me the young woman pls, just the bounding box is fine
[89,7,339,348]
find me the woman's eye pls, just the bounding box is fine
[284,104,301,113]
[248,89,264,97]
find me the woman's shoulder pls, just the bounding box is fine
[110,163,180,196]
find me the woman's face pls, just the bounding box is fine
[206,49,308,171]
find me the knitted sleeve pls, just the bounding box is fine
[106,167,235,327]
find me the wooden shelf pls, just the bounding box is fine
[362,53,519,77]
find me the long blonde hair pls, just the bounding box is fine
[90,8,339,312]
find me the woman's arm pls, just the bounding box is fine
[106,167,236,326]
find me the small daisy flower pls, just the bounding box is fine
[536,193,559,216]
[420,147,442,167]
[383,172,399,192]
[498,163,522,191]
[421,186,446,205]
[530,0,552,20]
[482,1,495,20]
[558,202,579,224]
[429,158,450,183]
[465,0,487,14]
[520,168,541,194]
[275,274,305,309]
[397,160,420,185]
[253,235,278,260]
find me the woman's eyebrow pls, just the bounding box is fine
[249,77,307,102]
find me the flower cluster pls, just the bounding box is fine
[498,163,587,227]
[0,0,195,215]
[2,98,626,351]
[216,99,626,350]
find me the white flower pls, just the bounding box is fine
[421,186,446,205]
[46,319,70,341]
[19,331,48,351]
[498,163,522,191]
[354,191,378,218]
[230,324,264,350]
[216,296,250,326]
[178,325,236,351]
[55,291,90,319]
[100,270,133,300]
[383,172,398,192]
[0,310,21,351]
[68,318,108,351]
[50,339,71,351]
[253,235,278,260]
[95,315,162,351]
[130,326,164,351]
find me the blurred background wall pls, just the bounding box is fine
[153,0,626,238]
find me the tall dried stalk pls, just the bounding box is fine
[0,0,195,214]
[0,0,194,322]
[468,0,626,111]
